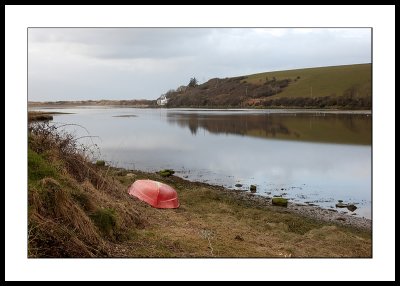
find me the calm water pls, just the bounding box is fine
[32,107,372,219]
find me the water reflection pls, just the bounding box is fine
[33,107,371,218]
[167,113,371,145]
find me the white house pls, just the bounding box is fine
[157,94,168,106]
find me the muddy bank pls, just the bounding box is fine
[232,191,371,231]
[28,111,73,122]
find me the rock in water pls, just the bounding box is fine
[250,185,257,193]
[347,204,357,212]
[335,202,357,212]
[272,197,288,207]
[159,169,175,177]
[335,202,348,208]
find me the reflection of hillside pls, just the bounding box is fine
[167,113,371,145]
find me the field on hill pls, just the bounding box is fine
[244,63,371,100]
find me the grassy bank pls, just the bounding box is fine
[28,122,371,257]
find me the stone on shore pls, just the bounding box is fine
[272,197,288,207]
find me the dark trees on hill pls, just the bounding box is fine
[188,77,198,88]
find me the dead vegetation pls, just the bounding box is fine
[28,122,145,257]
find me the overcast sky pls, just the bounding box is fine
[28,28,371,101]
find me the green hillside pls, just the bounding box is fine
[244,63,371,100]
[165,63,372,109]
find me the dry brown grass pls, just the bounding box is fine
[28,123,145,257]
[28,111,53,122]
[108,172,372,258]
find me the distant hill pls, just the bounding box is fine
[28,99,157,108]
[164,63,371,109]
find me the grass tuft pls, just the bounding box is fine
[90,208,117,237]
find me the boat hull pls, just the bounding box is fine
[128,179,180,209]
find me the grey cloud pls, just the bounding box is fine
[29,28,212,59]
[28,28,371,101]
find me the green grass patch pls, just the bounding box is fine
[90,208,117,236]
[244,63,371,99]
[28,148,57,183]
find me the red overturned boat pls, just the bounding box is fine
[128,179,180,209]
